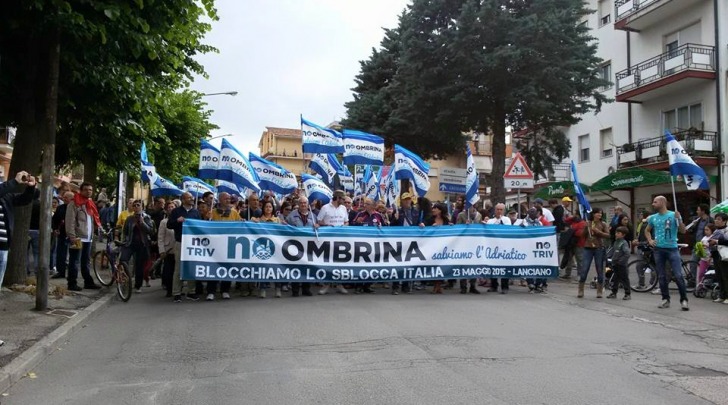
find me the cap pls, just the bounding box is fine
[401,192,413,200]
[533,198,544,204]
[562,196,573,202]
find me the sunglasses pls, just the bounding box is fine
[133,203,142,207]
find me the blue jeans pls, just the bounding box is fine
[579,247,605,284]
[68,241,95,287]
[653,247,688,303]
[0,249,9,287]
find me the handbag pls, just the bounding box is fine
[718,245,728,262]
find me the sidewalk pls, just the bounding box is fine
[0,277,111,393]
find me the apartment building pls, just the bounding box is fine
[563,0,726,219]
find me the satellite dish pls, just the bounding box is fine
[607,166,616,174]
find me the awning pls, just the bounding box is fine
[589,167,672,192]
[532,181,589,199]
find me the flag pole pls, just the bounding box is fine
[670,174,679,218]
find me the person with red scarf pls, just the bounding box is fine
[64,182,102,291]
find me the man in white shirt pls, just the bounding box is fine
[486,203,512,294]
[317,190,349,294]
[534,198,554,223]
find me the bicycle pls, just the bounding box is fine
[92,228,133,302]
[628,242,696,293]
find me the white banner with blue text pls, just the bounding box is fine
[180,221,559,282]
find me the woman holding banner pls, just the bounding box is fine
[421,202,450,294]
[253,200,280,297]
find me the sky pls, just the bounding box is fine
[191,0,411,155]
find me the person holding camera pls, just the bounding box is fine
[119,199,156,293]
[0,171,37,288]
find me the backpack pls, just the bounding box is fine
[559,227,576,250]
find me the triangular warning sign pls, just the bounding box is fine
[503,152,534,179]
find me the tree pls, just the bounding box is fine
[513,127,571,181]
[346,0,608,202]
[0,0,217,286]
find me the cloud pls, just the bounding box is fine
[193,0,409,155]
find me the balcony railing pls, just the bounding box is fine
[535,163,570,185]
[471,141,492,156]
[616,44,715,96]
[616,129,717,168]
[614,0,661,23]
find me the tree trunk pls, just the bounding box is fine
[490,105,507,205]
[5,33,44,286]
[82,153,98,185]
[36,26,61,311]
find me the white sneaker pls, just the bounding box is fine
[681,300,689,311]
[135,288,142,293]
[714,297,724,303]
[259,289,266,298]
[336,285,348,294]
[651,289,662,295]
[275,288,282,298]
[723,299,728,305]
[658,300,670,309]
[206,293,214,301]
[318,285,329,295]
[222,292,231,300]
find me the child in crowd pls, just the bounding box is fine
[696,224,715,286]
[607,226,631,300]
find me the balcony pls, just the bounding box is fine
[615,44,716,102]
[470,140,492,156]
[614,0,704,32]
[534,163,571,186]
[616,129,718,169]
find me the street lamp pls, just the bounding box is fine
[208,133,233,140]
[203,91,238,97]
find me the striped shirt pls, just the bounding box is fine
[0,204,8,250]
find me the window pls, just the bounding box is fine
[598,0,611,27]
[663,103,702,132]
[579,134,590,163]
[600,128,613,158]
[598,62,612,90]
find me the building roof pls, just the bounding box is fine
[259,127,302,148]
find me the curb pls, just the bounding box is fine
[0,292,114,394]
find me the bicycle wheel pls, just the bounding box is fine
[92,251,114,286]
[681,260,697,293]
[116,262,133,302]
[629,258,657,292]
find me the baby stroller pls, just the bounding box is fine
[694,267,720,299]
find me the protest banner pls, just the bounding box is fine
[181,221,559,282]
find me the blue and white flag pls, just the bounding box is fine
[182,176,216,199]
[140,142,158,184]
[363,165,380,200]
[199,139,221,179]
[249,153,298,195]
[394,144,430,197]
[301,117,344,154]
[570,161,591,216]
[302,173,332,205]
[151,175,184,197]
[216,180,247,198]
[309,153,338,186]
[342,129,384,166]
[465,145,480,209]
[383,165,400,208]
[665,130,709,190]
[217,138,261,193]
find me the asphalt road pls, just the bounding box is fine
[3,280,728,405]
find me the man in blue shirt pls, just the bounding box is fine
[644,195,688,310]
